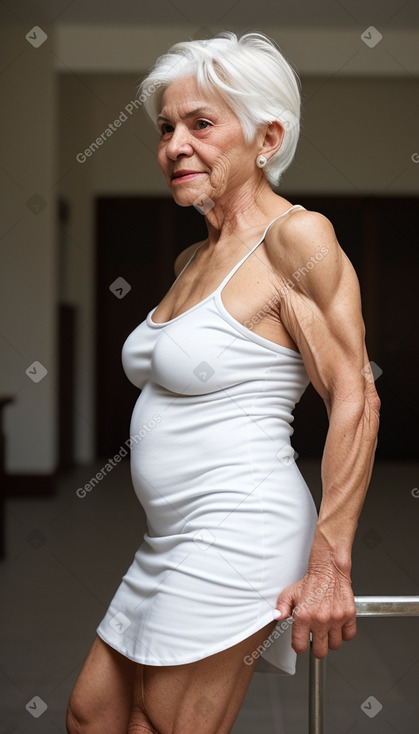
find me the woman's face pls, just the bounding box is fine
[156,75,262,208]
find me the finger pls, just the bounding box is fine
[327,626,343,651]
[342,616,357,641]
[309,630,329,659]
[274,585,297,619]
[291,616,312,655]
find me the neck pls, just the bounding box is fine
[203,176,282,248]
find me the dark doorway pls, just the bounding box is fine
[95,197,207,458]
[95,196,418,461]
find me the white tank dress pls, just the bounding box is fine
[96,204,318,676]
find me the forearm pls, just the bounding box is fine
[308,392,380,574]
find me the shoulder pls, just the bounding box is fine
[174,240,206,277]
[265,208,358,306]
[266,208,340,272]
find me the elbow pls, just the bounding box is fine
[365,382,381,419]
[328,384,380,427]
[371,392,381,416]
[355,389,381,442]
[360,385,381,448]
[326,371,381,423]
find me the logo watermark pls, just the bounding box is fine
[76,414,162,498]
[244,580,329,665]
[244,246,329,330]
[76,82,161,164]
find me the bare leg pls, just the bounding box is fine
[66,634,137,733]
[127,708,159,733]
[128,620,277,734]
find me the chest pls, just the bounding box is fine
[152,244,298,351]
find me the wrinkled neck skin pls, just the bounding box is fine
[198,162,283,254]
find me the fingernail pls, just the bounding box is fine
[273,609,283,620]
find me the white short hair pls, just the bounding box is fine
[137,31,301,188]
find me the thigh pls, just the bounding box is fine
[131,620,277,734]
[67,633,138,731]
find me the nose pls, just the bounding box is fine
[165,124,194,160]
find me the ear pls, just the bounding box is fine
[259,120,285,157]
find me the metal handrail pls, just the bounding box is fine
[308,595,419,733]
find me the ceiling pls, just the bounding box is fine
[1,0,418,29]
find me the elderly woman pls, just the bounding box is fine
[66,31,380,734]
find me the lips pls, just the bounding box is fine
[172,171,204,179]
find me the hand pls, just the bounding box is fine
[274,562,357,658]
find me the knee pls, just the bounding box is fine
[65,703,83,734]
[66,693,95,734]
[66,703,104,734]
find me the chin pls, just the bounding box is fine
[171,186,207,206]
[172,198,195,208]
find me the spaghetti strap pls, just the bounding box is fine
[174,204,305,287]
[215,204,305,292]
[173,241,206,284]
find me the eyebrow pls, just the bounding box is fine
[157,106,213,123]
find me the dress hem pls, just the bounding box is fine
[95,613,295,676]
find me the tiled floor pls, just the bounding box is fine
[1,459,418,733]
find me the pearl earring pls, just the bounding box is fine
[256,154,267,168]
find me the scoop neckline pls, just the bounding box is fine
[145,291,303,359]
[146,290,215,328]
[147,204,303,329]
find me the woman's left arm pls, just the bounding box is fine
[268,210,381,659]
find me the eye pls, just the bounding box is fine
[159,119,212,136]
[159,123,173,135]
[196,120,211,129]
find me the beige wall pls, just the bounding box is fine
[1,23,58,473]
[1,23,418,472]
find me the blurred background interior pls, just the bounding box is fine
[0,1,418,732]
